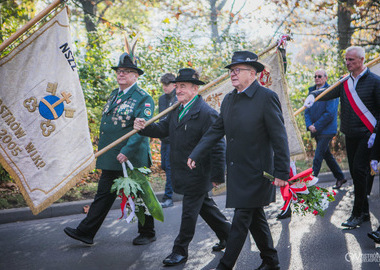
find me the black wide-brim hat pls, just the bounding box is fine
[111,53,144,75]
[171,68,205,85]
[225,50,265,73]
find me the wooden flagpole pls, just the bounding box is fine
[293,55,380,117]
[0,0,63,52]
[95,42,281,158]
[94,102,180,158]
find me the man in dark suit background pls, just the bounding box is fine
[188,51,290,270]
[64,53,156,246]
[158,73,177,208]
[134,68,231,266]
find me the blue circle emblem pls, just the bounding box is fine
[39,95,64,120]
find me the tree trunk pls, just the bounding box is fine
[337,0,354,52]
[77,0,98,46]
[209,0,220,51]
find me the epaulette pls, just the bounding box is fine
[135,87,148,96]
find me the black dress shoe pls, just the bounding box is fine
[362,212,370,222]
[367,231,380,243]
[341,215,364,229]
[255,262,280,270]
[64,227,93,245]
[162,253,187,266]
[276,207,291,220]
[132,234,156,245]
[333,179,347,189]
[212,239,227,251]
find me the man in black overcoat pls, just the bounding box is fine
[134,68,231,266]
[188,51,290,270]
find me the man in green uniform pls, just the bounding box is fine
[64,52,156,245]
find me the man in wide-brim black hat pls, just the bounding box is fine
[64,52,157,246]
[224,50,265,72]
[111,52,144,75]
[188,50,290,270]
[134,67,231,266]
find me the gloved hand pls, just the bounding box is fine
[370,160,379,174]
[304,95,315,108]
[368,133,376,148]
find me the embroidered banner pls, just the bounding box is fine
[0,7,95,215]
[202,48,305,157]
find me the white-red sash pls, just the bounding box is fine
[343,78,376,133]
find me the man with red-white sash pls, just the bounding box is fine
[304,46,380,229]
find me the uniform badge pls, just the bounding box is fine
[144,108,152,117]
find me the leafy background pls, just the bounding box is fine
[0,0,378,208]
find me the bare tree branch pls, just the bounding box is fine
[220,0,246,40]
[266,2,298,47]
[217,0,228,11]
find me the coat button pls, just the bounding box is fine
[230,138,234,142]
[230,162,234,166]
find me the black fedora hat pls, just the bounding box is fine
[111,53,144,75]
[171,68,205,85]
[225,51,265,73]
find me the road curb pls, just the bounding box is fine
[0,191,184,225]
[0,171,350,225]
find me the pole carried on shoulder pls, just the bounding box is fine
[95,102,181,158]
[293,56,380,117]
[0,0,64,52]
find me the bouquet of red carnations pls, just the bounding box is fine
[264,168,336,217]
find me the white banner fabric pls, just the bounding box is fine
[202,49,305,158]
[0,7,95,215]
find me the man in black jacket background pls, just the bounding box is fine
[158,73,177,208]
[134,68,231,267]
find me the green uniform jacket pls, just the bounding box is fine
[96,84,155,170]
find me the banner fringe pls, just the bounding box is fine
[31,160,96,215]
[0,154,95,215]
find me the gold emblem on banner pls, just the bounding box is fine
[23,82,76,137]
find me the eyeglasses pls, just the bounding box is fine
[314,75,324,78]
[228,68,252,75]
[116,69,137,75]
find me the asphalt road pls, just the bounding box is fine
[1,177,380,270]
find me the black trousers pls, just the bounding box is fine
[172,192,231,256]
[217,208,278,270]
[77,170,155,238]
[345,136,373,217]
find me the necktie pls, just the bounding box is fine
[114,91,123,104]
